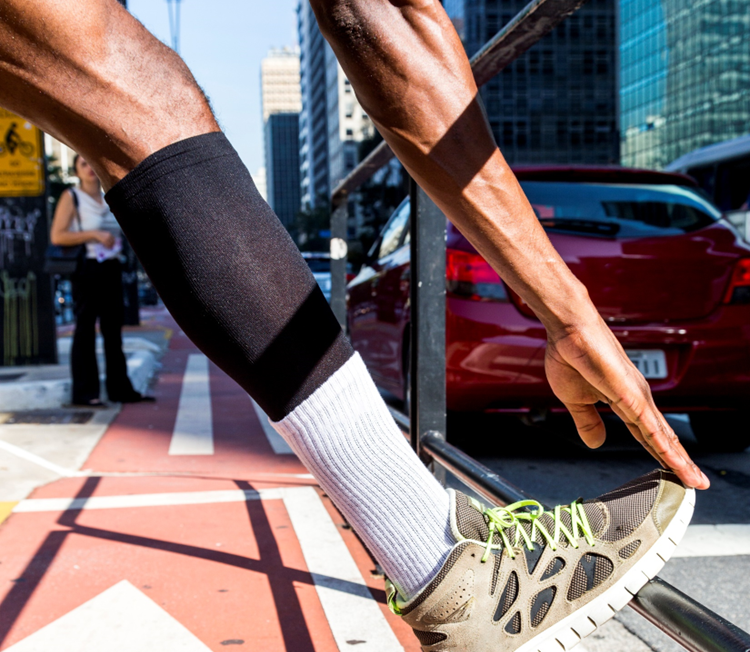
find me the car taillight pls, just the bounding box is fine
[724,258,750,304]
[445,248,507,302]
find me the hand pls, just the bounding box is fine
[94,230,115,248]
[544,315,710,490]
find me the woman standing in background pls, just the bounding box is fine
[50,154,153,407]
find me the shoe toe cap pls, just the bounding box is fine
[653,470,690,534]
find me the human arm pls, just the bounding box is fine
[50,190,115,247]
[312,0,709,488]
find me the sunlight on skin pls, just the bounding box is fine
[0,0,708,489]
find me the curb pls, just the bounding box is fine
[0,338,161,411]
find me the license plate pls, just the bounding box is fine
[626,350,668,379]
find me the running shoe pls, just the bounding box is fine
[387,469,694,652]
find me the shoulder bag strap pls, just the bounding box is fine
[69,187,83,231]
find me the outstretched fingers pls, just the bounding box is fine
[612,392,709,489]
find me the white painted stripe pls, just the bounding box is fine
[281,486,404,652]
[673,524,750,558]
[169,354,214,456]
[0,438,81,477]
[12,479,750,563]
[250,399,294,454]
[14,488,285,513]
[6,580,211,651]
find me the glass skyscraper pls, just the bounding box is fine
[443,0,619,165]
[621,0,750,169]
[265,113,301,229]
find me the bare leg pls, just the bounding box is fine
[0,0,455,598]
[0,0,217,187]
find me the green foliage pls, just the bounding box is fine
[295,196,331,252]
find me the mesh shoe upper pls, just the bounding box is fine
[392,469,693,652]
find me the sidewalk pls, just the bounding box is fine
[0,310,420,651]
[0,310,168,411]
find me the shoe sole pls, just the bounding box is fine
[515,486,696,652]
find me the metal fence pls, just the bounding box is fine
[329,0,750,650]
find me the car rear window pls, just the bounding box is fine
[521,182,721,238]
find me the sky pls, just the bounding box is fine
[128,0,299,175]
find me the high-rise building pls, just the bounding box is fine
[298,2,330,209]
[444,0,620,165]
[253,167,267,202]
[265,114,301,228]
[261,48,302,228]
[620,0,750,169]
[261,47,302,121]
[298,2,374,210]
[326,49,376,190]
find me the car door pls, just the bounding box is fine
[368,200,411,390]
[347,255,381,366]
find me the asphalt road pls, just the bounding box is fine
[450,411,750,652]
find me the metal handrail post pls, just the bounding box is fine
[632,578,750,652]
[330,197,348,328]
[409,182,447,456]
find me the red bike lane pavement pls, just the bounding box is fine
[0,317,419,652]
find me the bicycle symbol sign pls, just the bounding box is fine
[0,109,44,198]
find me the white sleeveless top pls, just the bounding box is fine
[69,187,122,261]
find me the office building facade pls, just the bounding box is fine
[261,48,302,120]
[261,48,302,228]
[298,2,330,209]
[444,0,620,165]
[620,0,750,169]
[298,2,374,209]
[265,114,301,228]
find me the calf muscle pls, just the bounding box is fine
[0,0,218,188]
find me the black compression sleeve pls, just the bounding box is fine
[105,132,353,421]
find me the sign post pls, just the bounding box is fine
[0,110,57,366]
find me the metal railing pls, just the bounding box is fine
[330,0,750,650]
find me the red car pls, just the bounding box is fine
[347,167,750,451]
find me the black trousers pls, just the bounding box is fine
[70,258,135,403]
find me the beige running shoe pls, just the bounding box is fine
[387,469,695,652]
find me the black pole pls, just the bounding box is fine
[329,197,348,328]
[409,180,447,457]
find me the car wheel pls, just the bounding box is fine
[689,411,750,452]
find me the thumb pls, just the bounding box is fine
[565,403,607,449]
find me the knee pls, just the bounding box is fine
[311,0,432,48]
[311,0,378,45]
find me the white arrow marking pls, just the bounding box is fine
[6,580,211,651]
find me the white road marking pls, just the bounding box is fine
[281,486,404,652]
[250,399,294,454]
[6,580,211,652]
[13,486,750,562]
[13,488,285,513]
[169,354,213,456]
[0,438,81,478]
[673,524,750,558]
[12,487,405,650]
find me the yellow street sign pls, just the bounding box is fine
[0,110,44,197]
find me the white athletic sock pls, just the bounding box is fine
[272,353,453,599]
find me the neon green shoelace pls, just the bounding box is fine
[481,499,595,562]
[385,499,596,616]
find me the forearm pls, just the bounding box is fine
[314,0,598,335]
[51,229,98,247]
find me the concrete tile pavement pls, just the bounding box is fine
[0,311,168,411]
